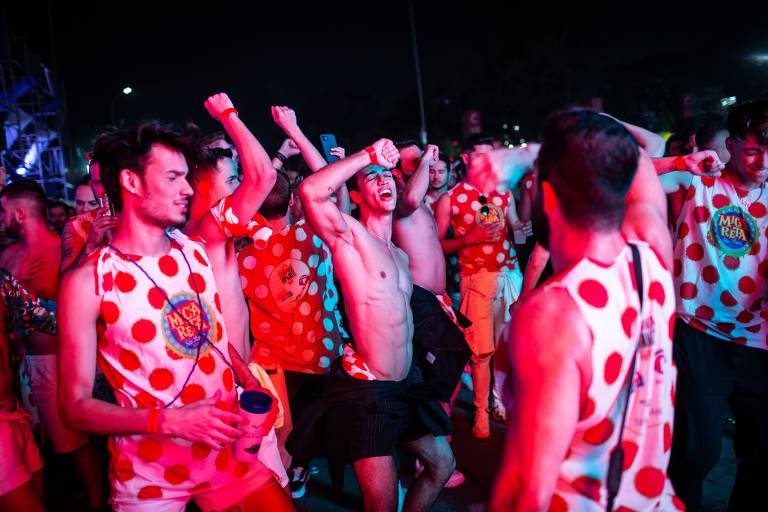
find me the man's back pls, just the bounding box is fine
[536,242,679,510]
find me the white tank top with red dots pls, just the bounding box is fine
[92,230,263,501]
[673,175,768,349]
[544,241,682,511]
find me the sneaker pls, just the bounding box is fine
[472,411,490,438]
[491,396,507,423]
[444,469,466,489]
[288,466,310,499]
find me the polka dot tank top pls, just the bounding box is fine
[93,230,258,499]
[544,241,682,511]
[673,175,768,350]
[448,182,518,276]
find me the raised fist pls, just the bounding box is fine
[683,150,725,176]
[422,144,439,166]
[370,138,400,169]
[277,138,301,158]
[204,93,235,121]
[271,106,298,132]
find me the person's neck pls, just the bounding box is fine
[110,209,171,256]
[21,220,57,246]
[724,166,764,191]
[190,194,216,223]
[549,227,626,275]
[360,210,393,243]
[465,172,498,195]
[264,214,290,232]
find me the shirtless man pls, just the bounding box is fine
[0,180,106,510]
[296,139,455,511]
[58,121,292,511]
[393,144,471,487]
[184,92,276,359]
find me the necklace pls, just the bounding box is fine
[107,235,241,408]
[728,174,766,211]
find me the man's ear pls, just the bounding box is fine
[349,190,362,205]
[119,168,141,196]
[541,180,558,214]
[725,136,738,156]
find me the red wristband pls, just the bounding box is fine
[674,155,685,172]
[220,107,238,122]
[365,146,378,166]
[147,409,160,434]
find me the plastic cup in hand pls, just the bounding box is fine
[235,390,273,461]
[512,221,527,245]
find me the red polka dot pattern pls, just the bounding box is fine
[115,272,137,293]
[137,438,163,462]
[578,280,609,308]
[131,319,156,343]
[158,255,179,276]
[604,353,623,385]
[583,418,614,445]
[634,467,665,498]
[149,368,174,391]
[164,464,190,485]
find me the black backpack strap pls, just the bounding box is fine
[606,244,643,512]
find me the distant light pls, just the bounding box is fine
[749,54,768,65]
[509,144,515,148]
[15,167,27,176]
[122,86,133,95]
[502,123,508,129]
[521,143,528,148]
[720,96,737,108]
[519,139,526,144]
[513,125,520,131]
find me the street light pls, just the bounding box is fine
[110,86,135,124]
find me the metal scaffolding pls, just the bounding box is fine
[0,18,69,199]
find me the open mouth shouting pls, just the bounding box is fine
[379,188,394,201]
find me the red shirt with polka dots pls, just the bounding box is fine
[544,241,680,511]
[447,182,518,276]
[673,175,768,350]
[92,230,265,502]
[238,216,344,375]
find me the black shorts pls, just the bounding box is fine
[410,285,471,402]
[323,358,451,463]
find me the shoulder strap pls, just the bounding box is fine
[606,244,643,512]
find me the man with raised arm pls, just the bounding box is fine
[658,99,768,511]
[392,143,471,488]
[490,110,683,511]
[184,92,277,360]
[239,106,348,498]
[58,121,293,512]
[294,139,454,511]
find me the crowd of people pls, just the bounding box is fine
[0,92,765,512]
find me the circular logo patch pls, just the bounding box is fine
[475,204,505,226]
[709,206,757,257]
[161,292,217,358]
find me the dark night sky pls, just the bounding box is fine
[3,1,768,166]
